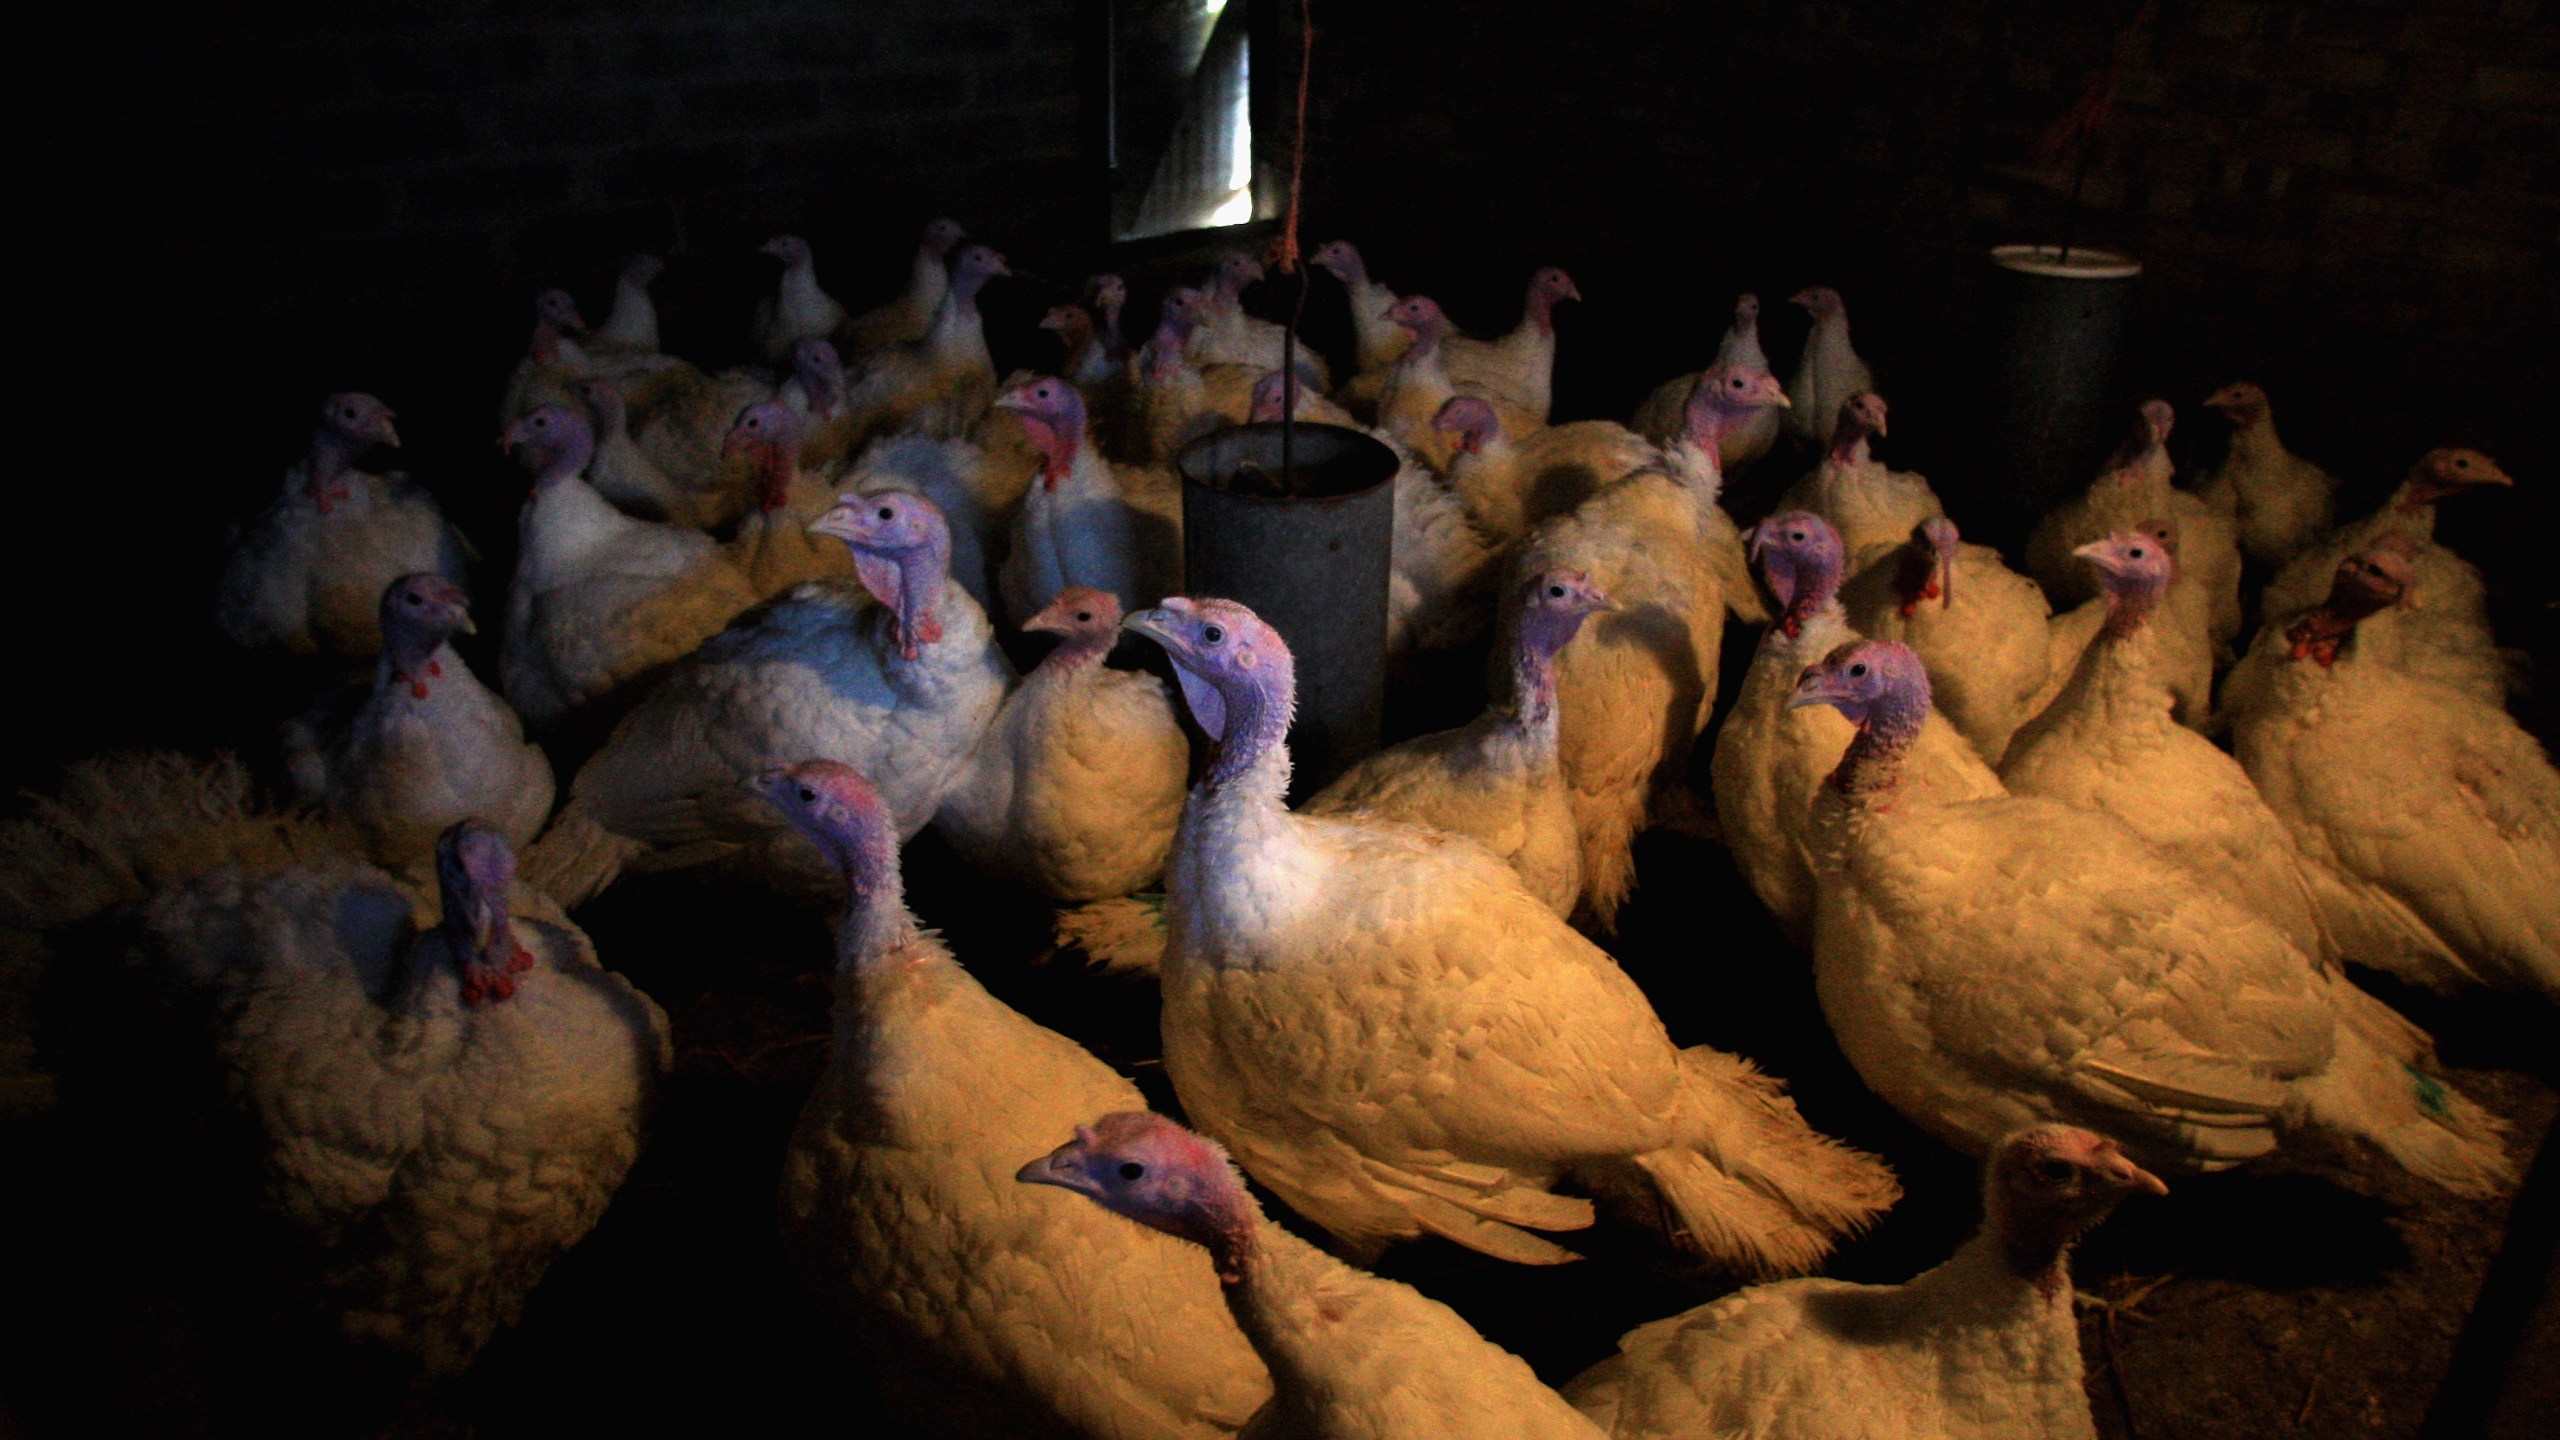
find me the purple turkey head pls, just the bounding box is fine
[1790,286,1845,318]
[1433,396,1503,455]
[380,573,473,687]
[1213,251,1266,301]
[808,490,952,658]
[1838,391,1890,442]
[2075,529,2176,594]
[761,233,812,264]
[320,392,401,451]
[1388,295,1451,350]
[789,339,846,418]
[500,404,596,483]
[921,216,967,255]
[1889,516,1960,617]
[1790,638,1930,726]
[1747,510,1845,629]
[1526,267,1580,334]
[1513,568,1614,666]
[1024,585,1123,656]
[950,243,1009,301]
[1308,240,1366,285]
[2137,398,2176,446]
[1016,1112,1256,1277]
[1123,596,1294,783]
[434,821,533,1007]
[724,400,805,462]
[2202,380,2267,426]
[534,288,587,334]
[756,759,898,896]
[1089,273,1128,314]
[1988,1126,2166,1285]
[994,375,1087,486]
[576,378,628,434]
[1685,365,1792,447]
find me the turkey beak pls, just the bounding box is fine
[806,504,864,544]
[1935,549,1956,609]
[1022,609,1066,637]
[1014,1144,1099,1197]
[1740,524,1762,561]
[1121,607,1181,653]
[1787,668,1845,710]
[452,612,479,637]
[2467,462,2515,489]
[375,418,403,449]
[2100,1146,2170,1197]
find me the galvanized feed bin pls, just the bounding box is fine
[1177,421,1400,798]
[1983,244,2142,524]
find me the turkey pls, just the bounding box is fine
[1303,569,1613,918]
[2226,546,2560,1000]
[1509,365,1785,929]
[1630,293,1783,472]
[496,404,761,733]
[774,339,869,475]
[838,216,967,355]
[752,232,848,363]
[1780,287,1874,450]
[1438,396,1660,543]
[2001,533,2333,962]
[1791,638,2513,1194]
[722,401,857,595]
[1127,596,1899,1274]
[1773,393,1945,562]
[498,288,593,422]
[933,588,1190,903]
[541,491,1009,902]
[218,393,472,663]
[1839,517,2061,765]
[837,242,1009,442]
[1309,238,1409,377]
[2025,401,2243,653]
[588,253,663,358]
[2258,447,2516,701]
[1710,513,2002,945]
[284,574,554,872]
[1133,289,1263,464]
[105,819,667,1379]
[619,359,773,526]
[843,430,1006,614]
[994,374,1182,627]
[1021,1111,1605,1440]
[1564,1126,2163,1440]
[766,763,1270,1440]
[576,378,698,525]
[1187,252,1332,389]
[1441,265,1580,429]
[2195,381,2338,568]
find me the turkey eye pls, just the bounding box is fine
[1118,1162,1145,1180]
[1075,611,1093,623]
[2036,1159,2076,1184]
[877,507,894,521]
[1849,663,1869,677]
[797,785,816,802]
[1788,531,1805,543]
[1547,585,1566,598]
[2128,547,2146,559]
[1202,624,1224,644]
[2454,457,2469,468]
[405,593,423,606]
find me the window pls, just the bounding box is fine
[1110,0,1262,241]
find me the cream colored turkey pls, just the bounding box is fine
[1631,293,1782,472]
[1840,517,2062,765]
[933,588,1190,903]
[1781,286,1873,450]
[1441,265,1580,428]
[1564,1127,2163,1440]
[836,242,1010,442]
[1304,570,1613,918]
[768,764,1271,1440]
[1023,1112,1606,1440]
[2196,381,2339,568]
[2227,546,2560,1000]
[723,401,857,596]
[1711,513,2002,945]
[576,378,700,526]
[1773,392,1945,562]
[1128,597,1898,1275]
[1186,252,1332,390]
[838,216,967,356]
[2025,400,2243,652]
[1508,365,1785,929]
[752,233,848,364]
[1437,396,1660,543]
[1309,238,1410,376]
[994,375,1182,627]
[1791,639,2512,1194]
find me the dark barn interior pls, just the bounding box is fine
[11,2,2559,1437]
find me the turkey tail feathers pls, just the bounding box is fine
[1051,893,1170,976]
[2297,1022,2515,1199]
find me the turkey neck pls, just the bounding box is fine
[2386,479,2452,528]
[831,845,921,974]
[1202,673,1295,795]
[2283,589,2394,669]
[2051,580,2168,724]
[1024,411,1086,489]
[381,626,457,696]
[1889,541,1950,617]
[777,254,832,328]
[305,426,364,496]
[1505,614,1577,743]
[1830,686,1927,795]
[1826,414,1877,470]
[2225,406,2283,465]
[1769,547,1844,639]
[753,442,803,513]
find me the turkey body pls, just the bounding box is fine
[218,470,472,661]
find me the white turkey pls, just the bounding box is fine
[105,819,667,1379]
[498,288,593,422]
[1839,516,2063,765]
[1022,1111,1606,1440]
[836,242,1009,442]
[1186,252,1332,389]
[217,393,472,663]
[993,374,1181,627]
[1772,392,1946,562]
[1126,596,1899,1275]
[284,574,554,872]
[495,403,762,733]
[766,763,1270,1440]
[575,377,698,526]
[1508,365,1784,929]
[839,216,967,356]
[1309,238,1409,377]
[539,491,1008,902]
[1630,293,1782,473]
[588,253,663,358]
[2025,401,2243,652]
[1440,265,1580,429]
[933,588,1190,903]
[2195,381,2338,568]
[752,232,847,364]
[1791,638,2513,1193]
[2226,545,2560,1000]
[1564,1126,2164,1440]
[1710,513,2002,945]
[722,401,857,596]
[1780,286,1873,450]
[774,339,868,475]
[1303,569,1613,918]
[2001,532,2334,963]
